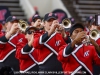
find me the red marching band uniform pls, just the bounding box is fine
[0,32,26,71]
[33,32,66,65]
[96,37,100,46]
[15,30,43,74]
[58,43,100,75]
[16,39,39,73]
[0,33,25,62]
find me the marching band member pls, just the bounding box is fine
[0,16,26,74]
[31,14,44,34]
[33,12,66,75]
[88,18,100,75]
[31,15,42,29]
[89,18,100,52]
[83,17,100,52]
[58,23,100,75]
[16,26,39,75]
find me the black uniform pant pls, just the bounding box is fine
[0,52,19,75]
[93,65,100,75]
[38,54,64,75]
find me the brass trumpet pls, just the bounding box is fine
[61,18,71,29]
[82,29,100,45]
[18,19,28,32]
[89,29,100,40]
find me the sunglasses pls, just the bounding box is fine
[27,31,35,34]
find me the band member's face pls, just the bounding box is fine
[5,22,12,31]
[25,29,34,41]
[90,25,100,31]
[5,20,18,32]
[89,25,97,31]
[44,18,55,31]
[35,19,42,28]
[31,19,42,29]
[71,28,83,40]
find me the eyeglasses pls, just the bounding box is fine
[27,31,35,34]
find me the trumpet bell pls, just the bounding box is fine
[18,19,28,32]
[89,29,100,40]
[62,18,71,28]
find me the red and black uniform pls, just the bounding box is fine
[96,38,100,46]
[0,33,26,72]
[93,37,100,75]
[58,43,100,75]
[16,39,39,75]
[33,32,66,75]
